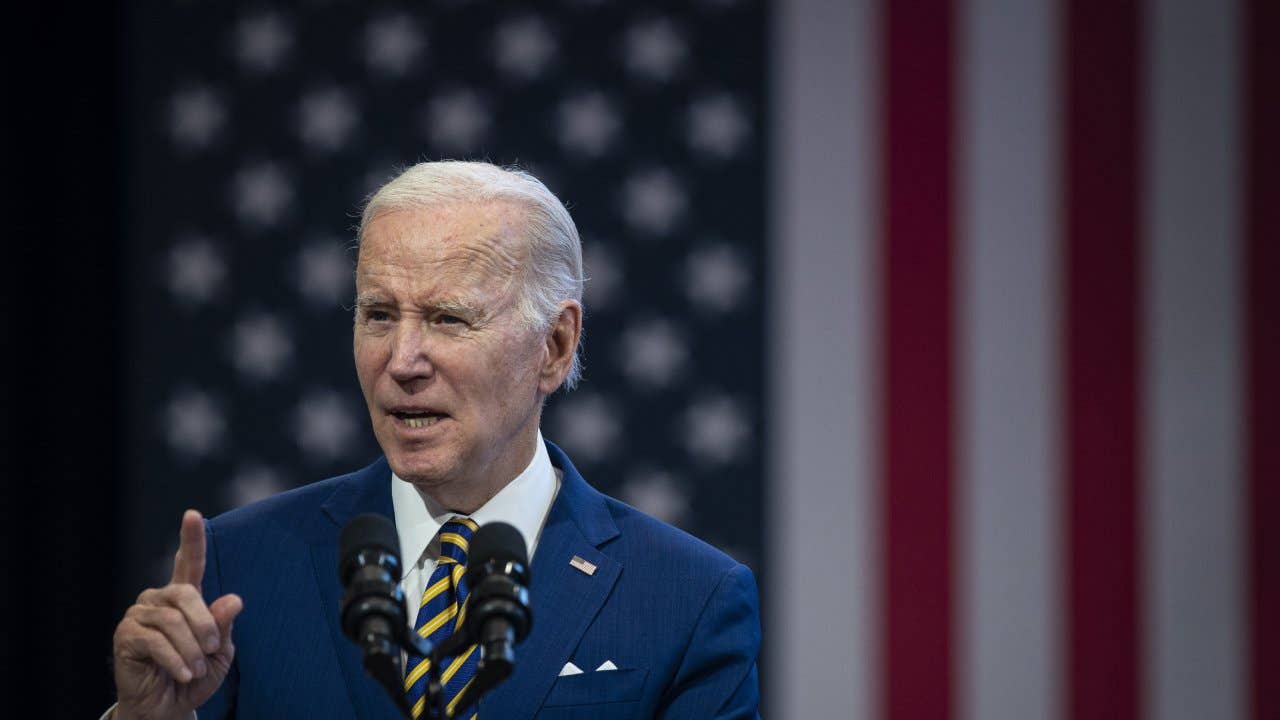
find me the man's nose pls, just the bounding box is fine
[386,321,434,383]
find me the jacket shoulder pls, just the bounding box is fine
[206,458,385,540]
[601,495,744,581]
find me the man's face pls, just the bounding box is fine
[353,202,548,498]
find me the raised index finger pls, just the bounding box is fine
[171,509,206,588]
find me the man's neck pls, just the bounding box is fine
[416,431,540,514]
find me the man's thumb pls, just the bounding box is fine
[211,593,243,634]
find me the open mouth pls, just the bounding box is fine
[391,410,446,429]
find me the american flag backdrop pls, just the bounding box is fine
[772,1,1277,720]
[114,1,1280,720]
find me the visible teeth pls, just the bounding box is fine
[404,415,438,429]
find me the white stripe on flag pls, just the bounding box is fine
[769,0,877,717]
[957,1,1060,719]
[1145,0,1245,718]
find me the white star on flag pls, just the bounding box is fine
[686,243,750,313]
[365,13,425,76]
[231,314,293,380]
[685,395,750,465]
[493,15,556,80]
[558,91,620,157]
[170,87,225,149]
[624,18,686,82]
[166,389,224,458]
[553,392,621,463]
[236,12,293,74]
[297,241,354,307]
[687,94,750,159]
[295,391,358,462]
[228,464,286,508]
[621,319,688,387]
[425,89,490,153]
[299,88,359,153]
[623,168,687,235]
[232,162,293,227]
[168,236,225,305]
[622,469,689,525]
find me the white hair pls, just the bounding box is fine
[358,161,584,390]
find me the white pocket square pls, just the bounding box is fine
[595,660,618,671]
[558,662,584,677]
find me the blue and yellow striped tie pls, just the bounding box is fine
[404,517,480,720]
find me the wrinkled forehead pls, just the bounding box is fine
[356,201,529,282]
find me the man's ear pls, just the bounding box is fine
[539,300,583,395]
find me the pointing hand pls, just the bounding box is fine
[112,510,243,720]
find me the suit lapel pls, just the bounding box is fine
[312,458,403,720]
[480,442,621,720]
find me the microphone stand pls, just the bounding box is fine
[346,573,492,719]
[342,521,527,720]
[377,623,486,720]
[423,627,486,720]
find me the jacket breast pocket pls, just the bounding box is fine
[541,668,649,708]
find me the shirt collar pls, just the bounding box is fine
[391,431,558,578]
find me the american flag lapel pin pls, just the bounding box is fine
[569,555,597,576]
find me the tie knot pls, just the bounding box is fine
[437,516,477,565]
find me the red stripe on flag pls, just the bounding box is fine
[1245,0,1279,717]
[880,0,955,718]
[1061,2,1145,719]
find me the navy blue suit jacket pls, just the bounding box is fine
[196,441,761,719]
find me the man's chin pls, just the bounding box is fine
[385,451,459,488]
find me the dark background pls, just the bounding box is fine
[2,4,126,715]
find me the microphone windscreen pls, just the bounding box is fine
[467,522,528,583]
[339,512,401,581]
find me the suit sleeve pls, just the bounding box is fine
[196,521,238,720]
[659,563,762,720]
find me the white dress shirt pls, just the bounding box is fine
[392,431,560,627]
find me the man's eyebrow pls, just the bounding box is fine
[432,298,489,319]
[353,294,486,317]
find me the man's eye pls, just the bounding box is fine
[365,310,391,322]
[437,314,464,325]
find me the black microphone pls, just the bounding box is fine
[338,512,412,714]
[442,522,531,716]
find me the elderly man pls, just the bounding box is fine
[110,162,761,720]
